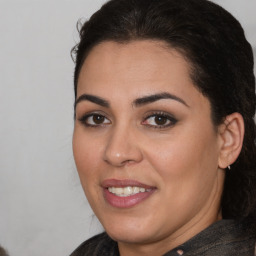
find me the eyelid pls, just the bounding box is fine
[142,111,178,128]
[78,112,111,127]
[77,110,177,129]
[76,109,109,120]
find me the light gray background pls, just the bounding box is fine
[0,1,255,256]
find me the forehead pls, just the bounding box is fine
[77,40,207,109]
[78,40,190,88]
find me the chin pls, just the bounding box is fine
[100,213,160,244]
[106,226,153,244]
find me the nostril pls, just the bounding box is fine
[103,134,143,166]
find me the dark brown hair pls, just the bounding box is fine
[0,246,9,256]
[72,0,256,225]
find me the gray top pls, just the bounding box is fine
[70,219,256,256]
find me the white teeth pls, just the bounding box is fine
[115,188,123,195]
[123,186,133,195]
[108,186,151,197]
[133,187,140,193]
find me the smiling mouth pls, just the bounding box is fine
[102,179,156,208]
[108,186,152,197]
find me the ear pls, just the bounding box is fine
[218,112,244,169]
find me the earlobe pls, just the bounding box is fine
[218,112,244,169]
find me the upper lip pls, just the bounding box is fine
[101,179,155,189]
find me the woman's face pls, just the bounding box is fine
[73,40,225,251]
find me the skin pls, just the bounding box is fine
[73,40,227,256]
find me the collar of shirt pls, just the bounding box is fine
[163,219,255,256]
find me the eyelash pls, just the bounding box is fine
[142,112,177,129]
[78,112,177,129]
[78,113,111,128]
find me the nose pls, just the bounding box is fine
[103,125,143,167]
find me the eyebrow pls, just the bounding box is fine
[75,94,110,108]
[133,92,189,107]
[74,92,189,109]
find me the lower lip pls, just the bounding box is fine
[103,188,155,208]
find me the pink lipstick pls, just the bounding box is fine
[102,179,156,208]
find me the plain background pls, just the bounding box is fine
[0,0,255,255]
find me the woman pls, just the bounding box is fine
[70,0,256,255]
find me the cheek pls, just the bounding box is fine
[72,129,106,210]
[145,126,219,196]
[72,128,103,184]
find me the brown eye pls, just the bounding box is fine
[154,116,168,125]
[142,113,177,128]
[79,113,111,126]
[93,114,105,124]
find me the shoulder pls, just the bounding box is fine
[70,232,119,256]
